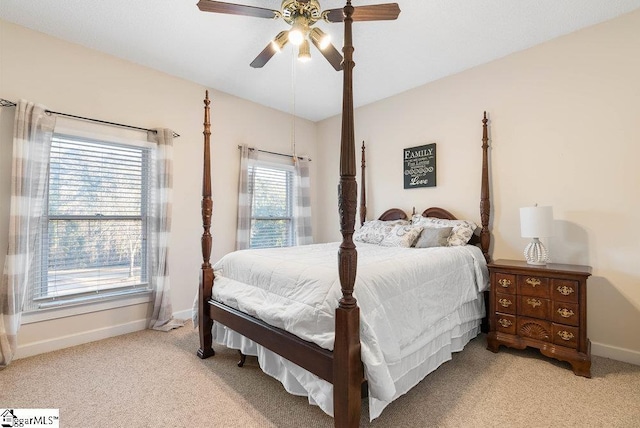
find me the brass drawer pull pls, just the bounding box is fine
[557,308,575,318]
[498,318,513,328]
[557,285,575,296]
[498,298,512,308]
[527,298,542,308]
[526,277,541,287]
[557,330,575,341]
[498,278,512,288]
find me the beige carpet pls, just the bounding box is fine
[2,322,639,427]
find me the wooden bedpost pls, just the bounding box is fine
[360,141,366,226]
[334,2,363,427]
[198,91,215,359]
[480,112,491,263]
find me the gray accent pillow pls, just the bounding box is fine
[412,215,478,246]
[414,226,453,248]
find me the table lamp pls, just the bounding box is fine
[520,205,553,265]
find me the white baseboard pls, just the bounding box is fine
[15,318,148,360]
[592,341,640,366]
[16,312,636,367]
[15,308,193,361]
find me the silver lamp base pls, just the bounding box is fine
[524,238,549,265]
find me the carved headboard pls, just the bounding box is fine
[377,208,408,221]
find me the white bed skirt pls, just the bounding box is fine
[212,296,484,421]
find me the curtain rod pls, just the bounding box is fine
[0,98,180,138]
[238,145,311,162]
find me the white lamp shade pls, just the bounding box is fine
[520,206,553,238]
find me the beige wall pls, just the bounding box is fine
[2,8,639,365]
[316,9,640,363]
[0,19,317,356]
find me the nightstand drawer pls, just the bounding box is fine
[494,273,516,294]
[519,296,550,320]
[517,275,549,298]
[552,302,579,326]
[552,279,579,303]
[496,292,516,314]
[553,324,579,349]
[517,317,551,342]
[495,313,516,334]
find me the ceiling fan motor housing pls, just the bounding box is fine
[281,0,322,27]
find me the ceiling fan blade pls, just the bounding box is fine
[310,38,343,71]
[197,0,279,19]
[324,3,400,23]
[250,42,278,68]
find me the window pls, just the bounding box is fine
[25,133,154,311]
[249,161,294,248]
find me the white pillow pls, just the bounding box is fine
[412,214,478,246]
[379,224,424,248]
[354,219,408,244]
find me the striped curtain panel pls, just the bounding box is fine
[294,157,313,245]
[0,100,56,368]
[235,145,257,250]
[147,129,184,331]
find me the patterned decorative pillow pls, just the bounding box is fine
[354,219,408,244]
[411,214,478,246]
[414,226,453,248]
[379,224,424,248]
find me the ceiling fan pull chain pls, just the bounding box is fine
[291,49,297,161]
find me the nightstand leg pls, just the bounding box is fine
[486,333,501,353]
[569,359,591,378]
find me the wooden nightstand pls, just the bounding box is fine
[486,259,592,377]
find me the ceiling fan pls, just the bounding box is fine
[197,0,401,71]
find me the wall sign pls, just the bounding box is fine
[403,143,436,189]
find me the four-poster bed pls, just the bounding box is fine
[197,2,492,426]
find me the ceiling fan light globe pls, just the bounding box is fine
[310,27,331,50]
[271,30,289,52]
[298,39,311,62]
[319,36,331,50]
[288,16,308,46]
[288,28,305,46]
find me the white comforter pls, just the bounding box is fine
[211,242,488,409]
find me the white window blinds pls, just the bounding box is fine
[26,134,154,310]
[249,163,294,249]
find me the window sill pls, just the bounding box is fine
[21,290,152,325]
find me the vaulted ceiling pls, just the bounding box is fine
[2,1,640,121]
